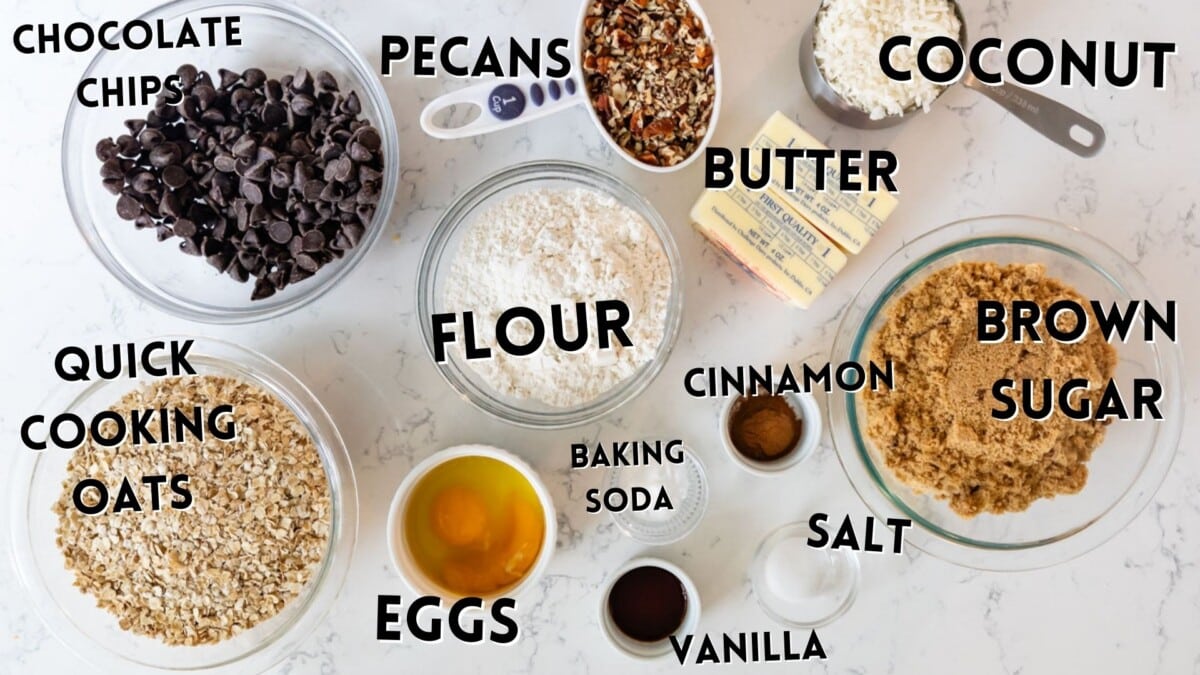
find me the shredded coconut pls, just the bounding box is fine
[444,187,671,408]
[814,0,962,120]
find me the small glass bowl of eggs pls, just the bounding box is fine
[386,445,557,599]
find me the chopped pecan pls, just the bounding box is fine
[581,0,715,167]
[642,117,675,139]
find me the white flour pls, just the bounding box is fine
[444,187,671,408]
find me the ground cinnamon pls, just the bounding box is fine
[729,395,803,461]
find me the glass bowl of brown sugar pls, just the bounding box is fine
[829,215,1182,571]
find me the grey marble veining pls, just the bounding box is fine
[0,0,1197,674]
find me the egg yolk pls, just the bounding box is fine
[430,486,489,547]
[439,498,544,594]
[501,497,542,577]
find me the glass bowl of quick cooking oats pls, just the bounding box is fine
[417,161,684,429]
[11,337,358,673]
[829,216,1182,571]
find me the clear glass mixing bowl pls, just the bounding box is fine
[829,216,1182,570]
[9,337,359,673]
[62,0,399,323]
[416,160,684,428]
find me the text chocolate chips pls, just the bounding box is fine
[97,64,385,301]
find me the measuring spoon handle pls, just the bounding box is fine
[419,76,585,140]
[963,76,1106,157]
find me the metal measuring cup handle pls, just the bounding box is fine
[961,74,1105,157]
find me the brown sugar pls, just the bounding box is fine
[864,262,1117,517]
[729,395,803,461]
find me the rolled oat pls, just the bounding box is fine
[53,375,331,646]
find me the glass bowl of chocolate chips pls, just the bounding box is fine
[62,0,398,323]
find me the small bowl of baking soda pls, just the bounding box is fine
[416,160,683,429]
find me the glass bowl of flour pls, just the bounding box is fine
[417,161,683,428]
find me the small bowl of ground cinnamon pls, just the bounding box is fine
[720,390,820,476]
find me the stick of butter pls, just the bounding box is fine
[751,111,898,254]
[690,183,848,309]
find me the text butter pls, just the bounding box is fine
[692,112,898,308]
[751,112,897,254]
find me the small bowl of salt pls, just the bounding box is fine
[750,521,860,628]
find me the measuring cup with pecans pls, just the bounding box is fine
[419,0,722,173]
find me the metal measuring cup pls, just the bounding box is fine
[798,0,1105,157]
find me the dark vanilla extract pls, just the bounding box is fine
[608,565,687,642]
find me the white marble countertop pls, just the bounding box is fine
[1,0,1198,673]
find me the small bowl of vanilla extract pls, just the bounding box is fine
[600,557,700,659]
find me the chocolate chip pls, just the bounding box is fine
[261,101,287,127]
[299,179,323,201]
[97,64,384,301]
[268,166,290,190]
[229,262,250,283]
[346,141,372,163]
[355,127,382,152]
[289,266,314,284]
[96,138,119,162]
[116,194,142,220]
[333,156,355,182]
[138,128,165,149]
[290,93,316,116]
[213,154,238,173]
[176,64,198,88]
[267,220,293,244]
[192,83,218,110]
[162,165,189,189]
[249,203,269,225]
[293,252,320,273]
[173,218,198,238]
[116,135,140,157]
[304,230,328,252]
[360,166,383,185]
[231,87,256,112]
[243,68,267,89]
[265,78,283,102]
[99,158,124,180]
[130,171,157,194]
[160,191,183,218]
[292,67,312,93]
[357,183,380,205]
[319,181,343,202]
[200,108,227,125]
[315,70,337,91]
[241,179,264,205]
[218,68,241,89]
[342,221,366,246]
[251,277,276,300]
[243,161,270,182]
[232,135,257,159]
[149,143,181,168]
